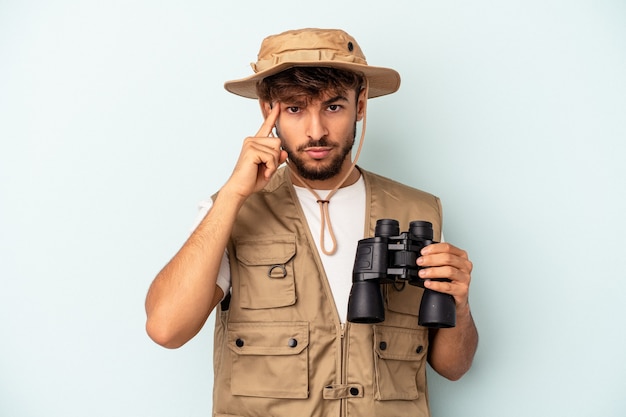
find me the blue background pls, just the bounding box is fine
[1,1,625,416]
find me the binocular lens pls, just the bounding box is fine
[375,219,400,237]
[409,221,433,240]
[346,281,385,323]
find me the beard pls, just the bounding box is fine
[279,123,357,181]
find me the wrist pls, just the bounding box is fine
[455,301,472,320]
[217,184,249,206]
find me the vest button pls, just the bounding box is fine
[288,338,298,348]
[350,387,359,396]
[235,338,244,348]
[379,341,387,351]
[416,345,424,354]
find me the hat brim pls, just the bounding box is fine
[224,61,401,99]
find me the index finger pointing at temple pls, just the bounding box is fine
[255,104,280,137]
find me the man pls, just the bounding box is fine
[145,28,478,417]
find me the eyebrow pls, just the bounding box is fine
[281,95,349,108]
[321,95,349,106]
[282,98,307,107]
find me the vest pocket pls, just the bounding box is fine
[234,234,296,309]
[228,321,309,399]
[373,325,428,401]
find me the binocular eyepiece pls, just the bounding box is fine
[346,219,456,328]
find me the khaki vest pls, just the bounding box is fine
[212,167,442,417]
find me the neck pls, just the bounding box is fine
[289,163,361,191]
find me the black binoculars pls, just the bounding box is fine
[346,219,456,328]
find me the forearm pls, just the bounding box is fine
[427,303,478,381]
[145,189,243,348]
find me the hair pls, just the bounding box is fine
[256,66,365,104]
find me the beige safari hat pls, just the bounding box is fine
[224,28,401,99]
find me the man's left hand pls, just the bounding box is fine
[417,243,473,309]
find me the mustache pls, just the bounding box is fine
[296,138,330,151]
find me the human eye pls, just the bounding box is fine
[327,104,342,112]
[285,106,301,114]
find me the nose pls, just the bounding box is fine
[305,112,328,141]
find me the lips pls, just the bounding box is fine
[305,147,332,159]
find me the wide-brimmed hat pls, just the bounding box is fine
[224,28,401,99]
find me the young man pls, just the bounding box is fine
[145,28,478,417]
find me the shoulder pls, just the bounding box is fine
[262,165,290,193]
[361,168,440,205]
[360,167,443,239]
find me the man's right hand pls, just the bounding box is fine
[222,104,288,199]
[146,105,289,349]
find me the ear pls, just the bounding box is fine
[259,100,273,118]
[356,89,367,121]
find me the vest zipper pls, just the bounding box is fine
[285,175,352,415]
[340,321,349,417]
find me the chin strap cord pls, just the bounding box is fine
[287,81,369,256]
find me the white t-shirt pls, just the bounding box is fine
[192,176,366,323]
